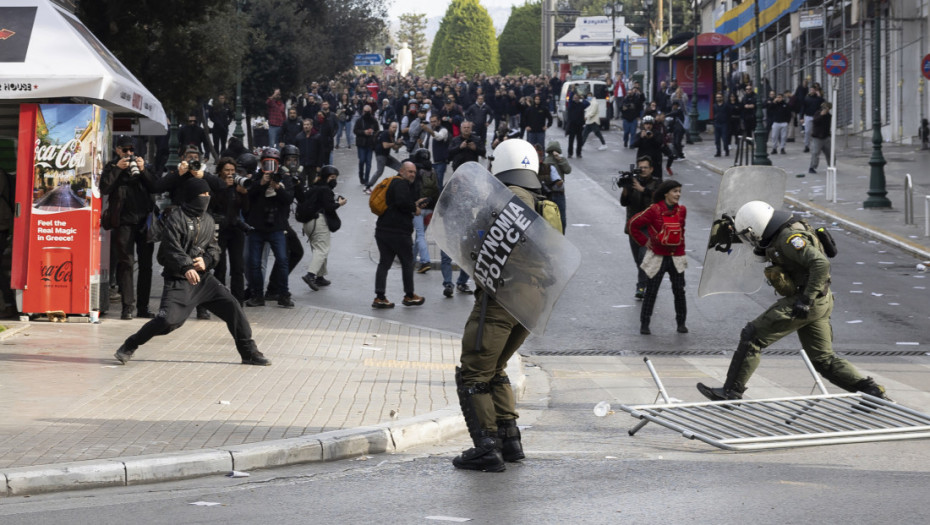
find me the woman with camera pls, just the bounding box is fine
[628,179,688,335]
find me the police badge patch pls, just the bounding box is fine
[787,234,806,250]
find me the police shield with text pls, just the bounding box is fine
[431,139,581,472]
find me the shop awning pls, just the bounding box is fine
[0,0,167,134]
[668,32,737,58]
[714,0,806,49]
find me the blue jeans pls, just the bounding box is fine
[622,119,637,147]
[247,230,289,298]
[549,191,566,233]
[433,162,448,189]
[357,146,374,185]
[413,210,431,264]
[526,131,546,148]
[336,120,352,147]
[268,126,282,148]
[440,250,469,287]
[714,123,730,154]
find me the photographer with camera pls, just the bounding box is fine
[448,121,486,170]
[630,115,673,180]
[209,157,250,303]
[243,148,296,309]
[101,135,158,320]
[619,156,660,300]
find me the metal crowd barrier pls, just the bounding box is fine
[617,354,930,451]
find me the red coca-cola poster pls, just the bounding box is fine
[14,103,110,315]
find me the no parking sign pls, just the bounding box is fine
[823,52,849,77]
[922,54,930,80]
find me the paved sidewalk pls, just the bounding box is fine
[688,132,930,260]
[0,302,514,495]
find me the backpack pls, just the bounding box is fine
[369,175,401,216]
[295,186,321,223]
[536,198,563,234]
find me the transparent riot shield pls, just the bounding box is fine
[698,166,788,297]
[431,162,582,334]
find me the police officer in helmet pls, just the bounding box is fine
[696,200,892,401]
[453,139,542,473]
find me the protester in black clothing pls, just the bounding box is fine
[353,105,380,187]
[564,92,586,158]
[179,113,212,161]
[464,94,494,143]
[295,118,324,176]
[280,107,303,147]
[114,177,270,367]
[727,92,743,147]
[630,115,671,180]
[767,92,792,154]
[522,94,553,148]
[801,83,824,153]
[100,136,157,320]
[209,95,234,154]
[448,121,486,170]
[221,136,247,160]
[741,85,758,137]
[712,93,732,157]
[372,161,427,309]
[210,158,249,303]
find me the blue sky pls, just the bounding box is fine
[41,104,93,145]
[387,0,525,20]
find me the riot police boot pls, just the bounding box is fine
[855,377,894,402]
[696,383,743,401]
[497,419,524,462]
[452,431,506,473]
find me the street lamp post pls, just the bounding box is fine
[644,0,653,101]
[232,0,245,143]
[687,1,702,143]
[864,0,891,208]
[604,2,622,80]
[751,0,771,165]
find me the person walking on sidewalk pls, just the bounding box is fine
[114,178,270,367]
[696,200,891,402]
[768,91,791,155]
[629,179,688,335]
[808,102,832,174]
[372,161,427,309]
[712,93,731,157]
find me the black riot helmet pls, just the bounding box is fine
[409,148,431,171]
[236,153,259,175]
[319,165,340,179]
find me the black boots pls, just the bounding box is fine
[452,432,506,472]
[855,377,894,402]
[497,419,524,462]
[696,383,743,401]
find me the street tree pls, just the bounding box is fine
[498,2,542,75]
[426,0,499,77]
[397,13,429,77]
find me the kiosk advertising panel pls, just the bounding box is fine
[13,103,110,316]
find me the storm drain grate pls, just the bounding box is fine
[530,349,926,357]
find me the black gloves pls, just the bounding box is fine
[791,295,812,319]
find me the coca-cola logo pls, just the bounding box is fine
[40,260,72,283]
[35,138,85,170]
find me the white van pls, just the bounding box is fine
[556,80,610,130]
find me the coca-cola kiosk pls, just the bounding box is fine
[11,103,110,317]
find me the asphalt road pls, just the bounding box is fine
[2,129,928,523]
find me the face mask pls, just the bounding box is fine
[409,91,415,97]
[183,195,210,217]
[327,179,338,189]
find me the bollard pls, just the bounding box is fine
[904,174,913,225]
[826,167,837,203]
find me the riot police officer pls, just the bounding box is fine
[696,200,892,401]
[453,139,544,473]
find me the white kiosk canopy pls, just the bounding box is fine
[0,0,168,134]
[556,16,640,63]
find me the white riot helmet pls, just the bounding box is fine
[491,138,541,190]
[734,200,793,248]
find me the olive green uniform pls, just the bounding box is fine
[458,185,535,434]
[728,222,867,393]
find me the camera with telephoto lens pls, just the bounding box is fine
[234,174,253,189]
[615,164,644,189]
[187,159,202,172]
[126,154,141,176]
[644,130,653,138]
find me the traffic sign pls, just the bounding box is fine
[922,54,930,80]
[823,52,849,77]
[354,53,383,66]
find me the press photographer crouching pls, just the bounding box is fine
[619,156,660,299]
